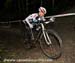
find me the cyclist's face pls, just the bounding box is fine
[39,12,45,17]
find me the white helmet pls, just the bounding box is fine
[39,7,47,14]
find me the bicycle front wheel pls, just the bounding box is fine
[39,29,62,59]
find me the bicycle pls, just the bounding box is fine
[23,17,62,59]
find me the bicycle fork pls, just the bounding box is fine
[41,24,52,45]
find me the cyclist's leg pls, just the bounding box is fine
[24,22,35,49]
[24,22,31,41]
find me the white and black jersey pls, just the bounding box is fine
[23,13,45,23]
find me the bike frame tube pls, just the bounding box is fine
[45,32,52,44]
[41,23,52,45]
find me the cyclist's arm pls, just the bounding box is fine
[42,17,46,21]
[38,17,46,21]
[23,19,32,25]
[25,16,33,28]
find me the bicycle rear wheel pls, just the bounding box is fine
[39,29,62,59]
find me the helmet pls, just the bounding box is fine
[39,7,47,14]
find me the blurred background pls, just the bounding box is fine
[0,0,75,21]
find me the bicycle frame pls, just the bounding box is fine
[31,23,52,45]
[41,23,52,45]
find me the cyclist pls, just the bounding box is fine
[22,7,47,49]
[23,7,47,29]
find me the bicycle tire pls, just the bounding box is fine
[39,29,62,59]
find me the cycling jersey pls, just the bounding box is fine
[23,13,45,28]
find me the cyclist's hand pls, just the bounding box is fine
[29,24,33,28]
[50,17,55,22]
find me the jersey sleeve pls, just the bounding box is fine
[25,13,38,21]
[25,15,33,21]
[38,17,46,22]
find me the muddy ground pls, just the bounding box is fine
[0,8,75,63]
